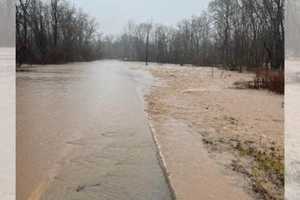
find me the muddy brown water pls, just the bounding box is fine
[17,60,172,200]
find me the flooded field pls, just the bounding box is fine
[285,60,300,200]
[17,61,172,200]
[143,64,284,199]
[0,48,15,200]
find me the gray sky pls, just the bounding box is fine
[73,0,211,35]
[0,0,15,47]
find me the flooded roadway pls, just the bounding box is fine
[17,60,172,200]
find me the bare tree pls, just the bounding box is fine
[144,23,152,65]
[16,0,103,65]
[51,0,59,47]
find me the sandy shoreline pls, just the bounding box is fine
[142,64,284,200]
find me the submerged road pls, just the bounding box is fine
[17,60,172,200]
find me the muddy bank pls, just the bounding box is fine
[142,64,284,200]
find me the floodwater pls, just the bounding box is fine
[0,48,15,200]
[17,61,172,200]
[285,60,300,200]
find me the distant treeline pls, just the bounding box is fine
[16,0,102,65]
[16,0,285,70]
[104,0,285,70]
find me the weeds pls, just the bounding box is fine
[235,141,284,200]
[251,69,284,94]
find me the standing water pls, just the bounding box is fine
[17,60,172,200]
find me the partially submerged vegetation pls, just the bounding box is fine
[253,69,284,94]
[203,134,284,199]
[236,69,285,94]
[144,65,284,200]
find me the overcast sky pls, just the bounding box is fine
[73,0,211,35]
[0,0,15,47]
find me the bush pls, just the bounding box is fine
[253,69,284,94]
[45,48,67,64]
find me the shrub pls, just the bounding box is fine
[253,69,284,94]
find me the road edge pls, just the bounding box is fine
[147,116,177,200]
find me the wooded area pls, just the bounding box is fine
[106,0,285,70]
[16,0,285,71]
[16,0,102,65]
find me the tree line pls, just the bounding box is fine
[16,0,284,71]
[16,0,102,65]
[103,0,284,70]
